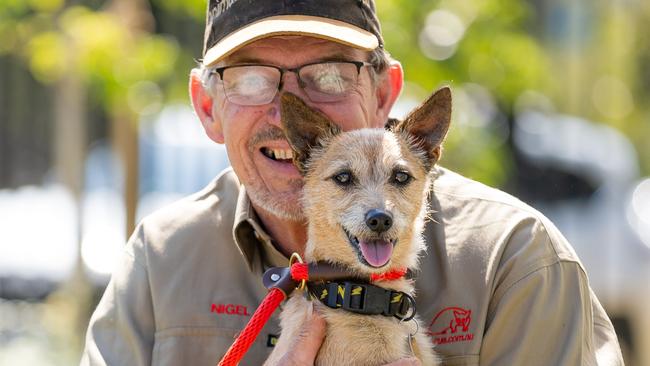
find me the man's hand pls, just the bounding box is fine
[274,305,327,366]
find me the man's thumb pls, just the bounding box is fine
[289,304,326,363]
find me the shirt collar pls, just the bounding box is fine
[232,185,289,272]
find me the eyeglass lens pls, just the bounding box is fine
[221,66,280,106]
[220,62,361,106]
[300,62,357,103]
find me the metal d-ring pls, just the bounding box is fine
[397,293,417,322]
[289,252,307,292]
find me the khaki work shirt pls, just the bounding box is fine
[81,168,623,365]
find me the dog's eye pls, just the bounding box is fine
[393,171,412,185]
[333,171,353,186]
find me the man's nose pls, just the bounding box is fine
[278,71,306,99]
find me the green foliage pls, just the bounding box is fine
[152,0,205,20]
[26,31,67,82]
[377,0,549,99]
[377,0,550,185]
[4,3,179,117]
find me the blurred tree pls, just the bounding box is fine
[377,0,551,185]
[0,2,179,111]
[526,0,650,176]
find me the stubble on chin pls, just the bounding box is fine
[247,177,306,222]
[245,125,306,221]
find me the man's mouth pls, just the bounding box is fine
[261,147,294,163]
[344,228,396,268]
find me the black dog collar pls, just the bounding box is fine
[262,261,417,321]
[308,281,416,321]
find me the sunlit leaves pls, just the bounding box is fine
[459,30,549,102]
[7,4,180,117]
[26,31,67,83]
[27,0,64,14]
[0,0,31,18]
[377,0,548,185]
[378,0,548,104]
[0,19,18,55]
[151,0,205,20]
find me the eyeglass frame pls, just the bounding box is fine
[207,60,375,105]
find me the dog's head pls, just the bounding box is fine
[280,87,451,275]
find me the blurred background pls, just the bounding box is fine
[1,0,649,364]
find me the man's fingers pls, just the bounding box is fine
[276,303,326,366]
[289,306,327,364]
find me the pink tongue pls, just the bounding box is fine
[359,240,393,267]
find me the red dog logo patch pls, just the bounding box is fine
[427,307,474,345]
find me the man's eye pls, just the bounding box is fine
[333,171,353,186]
[231,75,269,94]
[314,73,347,94]
[393,171,412,185]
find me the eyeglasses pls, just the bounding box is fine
[210,61,373,106]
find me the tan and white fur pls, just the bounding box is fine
[265,87,452,366]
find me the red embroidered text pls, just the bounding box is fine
[211,303,250,316]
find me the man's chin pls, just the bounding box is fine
[247,189,305,222]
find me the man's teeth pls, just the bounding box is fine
[264,148,293,160]
[275,149,292,160]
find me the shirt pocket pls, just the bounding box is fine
[152,326,272,366]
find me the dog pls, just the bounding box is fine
[264,87,452,366]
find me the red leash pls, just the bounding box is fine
[217,261,309,366]
[216,287,285,366]
[217,257,406,366]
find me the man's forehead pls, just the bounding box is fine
[221,36,368,66]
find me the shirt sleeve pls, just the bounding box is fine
[80,226,155,366]
[479,259,624,365]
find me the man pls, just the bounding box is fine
[81,1,624,365]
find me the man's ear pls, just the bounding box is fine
[280,93,340,175]
[189,69,223,144]
[393,86,452,170]
[374,61,404,126]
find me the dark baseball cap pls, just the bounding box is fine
[202,0,384,67]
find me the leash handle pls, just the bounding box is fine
[217,288,286,366]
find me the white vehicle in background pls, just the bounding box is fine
[512,111,650,366]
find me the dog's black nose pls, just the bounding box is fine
[365,209,393,233]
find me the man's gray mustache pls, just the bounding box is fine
[248,126,287,150]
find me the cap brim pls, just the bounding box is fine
[203,15,379,67]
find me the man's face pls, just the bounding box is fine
[208,36,387,221]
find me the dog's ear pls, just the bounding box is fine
[281,93,341,175]
[394,86,452,170]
